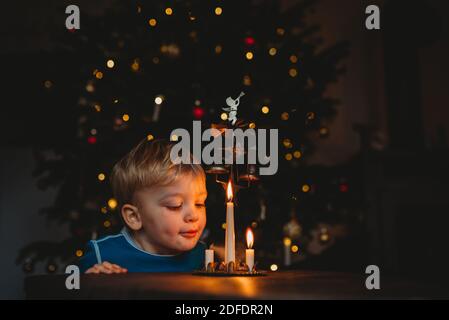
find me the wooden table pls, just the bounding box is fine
[25,270,448,299]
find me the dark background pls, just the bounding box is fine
[1,0,449,299]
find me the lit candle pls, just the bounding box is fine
[283,237,292,266]
[205,248,214,269]
[224,181,235,264]
[246,228,255,272]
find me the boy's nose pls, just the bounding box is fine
[184,207,199,222]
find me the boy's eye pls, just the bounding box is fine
[166,204,182,211]
[195,203,206,208]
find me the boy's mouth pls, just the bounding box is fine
[180,229,198,238]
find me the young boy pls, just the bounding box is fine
[79,139,207,273]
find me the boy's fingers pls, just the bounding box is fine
[102,261,113,269]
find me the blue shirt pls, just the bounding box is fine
[78,228,206,273]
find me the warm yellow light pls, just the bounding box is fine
[283,138,292,148]
[261,106,269,114]
[246,228,254,249]
[94,104,101,112]
[293,150,302,159]
[283,237,292,246]
[307,112,315,120]
[249,122,256,129]
[122,114,130,122]
[98,173,106,181]
[320,233,329,242]
[270,264,278,271]
[131,60,140,71]
[113,98,119,104]
[320,127,329,135]
[95,71,103,79]
[220,113,228,121]
[226,180,233,202]
[276,27,285,36]
[44,80,52,88]
[101,207,108,214]
[86,83,95,93]
[245,51,254,60]
[302,184,310,193]
[155,96,163,105]
[165,7,173,15]
[75,250,83,257]
[290,55,298,63]
[215,7,223,15]
[251,221,258,228]
[269,47,277,56]
[108,198,118,209]
[215,45,222,54]
[149,18,157,27]
[285,153,293,161]
[281,112,289,120]
[289,68,298,77]
[170,134,178,141]
[106,59,115,68]
[221,222,227,230]
[243,75,251,86]
[291,245,299,253]
[147,134,154,141]
[103,220,111,228]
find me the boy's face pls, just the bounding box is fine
[132,172,207,255]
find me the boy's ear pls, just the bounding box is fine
[121,204,142,231]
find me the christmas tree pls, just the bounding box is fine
[18,0,350,273]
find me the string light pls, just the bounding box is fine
[261,105,269,114]
[319,127,329,136]
[285,153,293,161]
[302,184,310,193]
[221,222,226,230]
[122,114,130,122]
[283,138,292,148]
[95,71,103,79]
[249,122,256,129]
[268,47,277,56]
[293,150,302,159]
[243,75,251,86]
[289,68,298,77]
[307,112,315,120]
[104,220,111,228]
[152,57,160,64]
[270,264,278,271]
[154,95,164,104]
[276,27,285,36]
[101,207,108,214]
[220,113,228,121]
[76,250,83,257]
[147,134,154,141]
[85,83,95,93]
[290,55,298,63]
[94,104,101,112]
[251,221,258,228]
[106,59,115,68]
[291,245,299,253]
[165,7,173,15]
[245,51,254,60]
[44,80,52,89]
[148,18,157,27]
[215,45,222,54]
[131,59,140,71]
[98,173,106,181]
[108,198,118,210]
[87,136,97,144]
[214,7,223,15]
[170,134,178,141]
[281,112,289,120]
[283,237,292,246]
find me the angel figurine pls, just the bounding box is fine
[222,91,245,126]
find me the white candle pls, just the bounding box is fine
[205,249,214,269]
[246,227,255,271]
[225,201,235,264]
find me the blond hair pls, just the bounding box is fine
[110,138,205,206]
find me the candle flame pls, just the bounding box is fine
[246,227,254,249]
[226,180,233,202]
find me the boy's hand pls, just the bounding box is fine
[85,261,127,274]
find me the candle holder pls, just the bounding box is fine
[193,92,267,277]
[193,261,267,277]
